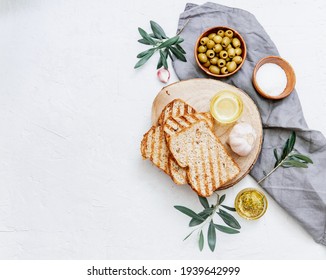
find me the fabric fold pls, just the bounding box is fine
[172,2,326,245]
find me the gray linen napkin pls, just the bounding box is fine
[172,2,326,245]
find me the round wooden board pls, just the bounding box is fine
[151,78,263,189]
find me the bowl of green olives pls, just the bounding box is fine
[195,26,246,78]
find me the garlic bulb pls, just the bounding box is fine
[228,123,257,157]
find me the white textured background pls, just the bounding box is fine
[0,0,326,259]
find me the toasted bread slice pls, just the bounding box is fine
[168,157,188,185]
[141,126,170,175]
[157,99,196,126]
[163,112,213,141]
[168,120,240,197]
[164,112,213,185]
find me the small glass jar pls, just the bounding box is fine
[210,90,243,124]
[235,188,268,220]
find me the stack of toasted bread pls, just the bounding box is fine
[141,99,240,197]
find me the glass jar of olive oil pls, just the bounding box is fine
[235,188,268,220]
[210,90,243,124]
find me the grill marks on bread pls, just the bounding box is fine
[158,99,196,126]
[168,121,240,197]
[141,126,170,175]
[163,112,213,140]
[163,112,213,185]
[168,157,188,185]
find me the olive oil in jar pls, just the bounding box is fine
[235,188,267,220]
[210,90,243,124]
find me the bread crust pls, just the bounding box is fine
[157,99,196,126]
[140,125,170,175]
[168,156,188,185]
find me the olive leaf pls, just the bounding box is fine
[137,48,156,58]
[157,49,168,69]
[198,230,204,251]
[219,194,226,205]
[290,154,313,163]
[174,206,204,221]
[167,48,174,61]
[157,55,163,69]
[258,132,313,185]
[273,149,279,167]
[150,20,167,39]
[137,38,152,45]
[169,46,187,62]
[221,205,236,212]
[136,22,186,70]
[134,49,155,69]
[207,221,216,252]
[175,44,186,54]
[214,224,240,234]
[138,27,156,45]
[282,159,308,168]
[217,209,241,229]
[158,36,180,49]
[199,196,209,209]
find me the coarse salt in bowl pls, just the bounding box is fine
[252,56,296,100]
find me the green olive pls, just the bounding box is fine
[235,47,242,56]
[208,33,217,40]
[198,53,208,63]
[226,44,233,50]
[233,56,243,65]
[209,65,220,75]
[232,38,241,48]
[213,35,223,44]
[221,66,229,75]
[200,37,209,45]
[226,61,231,68]
[221,37,231,48]
[206,49,215,59]
[203,61,211,68]
[198,45,207,53]
[210,57,218,65]
[228,48,236,58]
[225,30,234,38]
[206,40,215,49]
[217,59,226,68]
[217,30,225,37]
[226,57,231,62]
[219,50,228,59]
[227,61,237,73]
[213,44,222,53]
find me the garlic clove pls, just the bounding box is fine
[157,68,170,83]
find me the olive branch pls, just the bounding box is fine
[135,20,187,69]
[174,193,241,252]
[258,132,313,185]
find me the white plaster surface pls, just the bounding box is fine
[0,0,326,259]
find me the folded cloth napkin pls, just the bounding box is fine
[172,2,326,245]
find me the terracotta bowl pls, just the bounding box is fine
[194,26,247,78]
[252,56,296,100]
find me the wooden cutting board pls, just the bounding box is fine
[152,78,263,189]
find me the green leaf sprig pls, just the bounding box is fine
[258,132,313,185]
[174,193,241,252]
[135,20,187,69]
